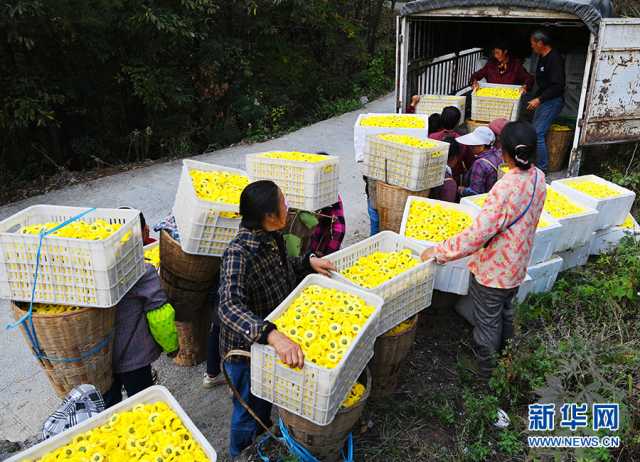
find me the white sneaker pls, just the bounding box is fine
[202,372,225,389]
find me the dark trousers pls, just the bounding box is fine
[207,322,222,376]
[469,275,517,376]
[103,365,153,407]
[226,360,273,457]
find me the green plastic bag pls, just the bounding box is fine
[146,303,179,353]
[298,211,319,229]
[284,233,302,257]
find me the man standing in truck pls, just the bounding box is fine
[527,30,565,173]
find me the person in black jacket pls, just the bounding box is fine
[527,30,565,173]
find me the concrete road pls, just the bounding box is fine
[0,94,394,458]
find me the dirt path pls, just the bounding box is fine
[0,94,395,459]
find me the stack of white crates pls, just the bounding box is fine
[551,175,637,257]
[353,113,430,163]
[363,135,449,191]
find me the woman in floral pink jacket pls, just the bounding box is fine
[422,121,547,377]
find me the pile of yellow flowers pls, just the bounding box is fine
[499,164,510,175]
[470,195,551,229]
[475,87,521,99]
[189,169,248,211]
[377,134,438,150]
[144,245,160,268]
[259,151,327,163]
[544,188,585,218]
[273,285,376,369]
[20,220,123,241]
[386,317,415,336]
[404,201,473,242]
[360,115,425,129]
[340,250,418,289]
[563,179,621,199]
[31,303,82,315]
[341,382,366,409]
[620,214,637,230]
[29,402,208,462]
[550,124,572,132]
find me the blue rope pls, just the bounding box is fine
[256,418,353,462]
[37,330,114,363]
[5,207,98,360]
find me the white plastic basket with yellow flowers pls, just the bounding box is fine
[250,274,383,426]
[363,134,449,191]
[172,159,248,257]
[590,213,640,255]
[5,385,217,462]
[471,82,523,122]
[245,151,339,211]
[542,186,599,252]
[399,197,480,295]
[551,174,635,231]
[324,230,436,335]
[354,113,429,163]
[0,205,144,307]
[416,94,466,126]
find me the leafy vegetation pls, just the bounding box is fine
[1,0,395,200]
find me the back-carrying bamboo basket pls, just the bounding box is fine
[376,181,429,233]
[465,119,488,132]
[368,315,418,398]
[160,230,218,366]
[547,127,575,172]
[11,302,115,398]
[278,370,371,462]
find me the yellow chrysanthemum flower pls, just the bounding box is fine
[404,201,472,242]
[563,179,621,199]
[360,115,425,129]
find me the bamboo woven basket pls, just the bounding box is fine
[547,127,575,172]
[11,302,115,398]
[368,315,418,398]
[159,230,219,322]
[465,119,488,132]
[174,309,210,367]
[376,181,429,233]
[278,369,371,462]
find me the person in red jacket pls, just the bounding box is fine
[470,41,534,92]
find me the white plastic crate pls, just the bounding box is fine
[516,274,533,303]
[517,256,563,301]
[545,186,599,252]
[471,82,522,122]
[416,94,466,126]
[324,231,435,335]
[590,215,640,255]
[551,175,636,231]
[354,113,429,163]
[5,385,217,462]
[173,159,244,257]
[460,194,563,265]
[557,242,591,271]
[0,205,144,308]
[246,152,339,211]
[363,135,448,191]
[251,274,383,426]
[399,197,480,295]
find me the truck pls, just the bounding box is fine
[394,0,640,176]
